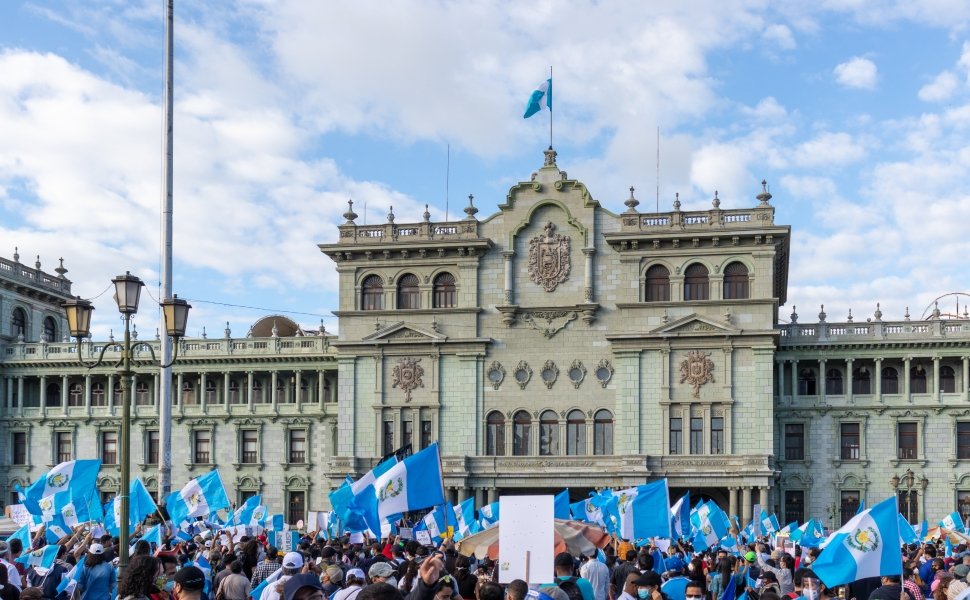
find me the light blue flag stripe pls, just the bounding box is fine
[523,79,552,119]
[631,479,672,540]
[811,496,901,588]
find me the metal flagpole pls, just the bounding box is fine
[549,65,553,149]
[159,0,175,503]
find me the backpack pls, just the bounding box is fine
[557,576,585,600]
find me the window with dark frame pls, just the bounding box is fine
[826,369,844,395]
[68,383,83,407]
[897,422,917,460]
[539,410,558,456]
[710,417,724,455]
[361,275,384,311]
[852,367,871,395]
[91,382,106,406]
[911,366,927,394]
[689,417,704,454]
[669,418,682,455]
[722,261,749,299]
[193,431,210,464]
[840,422,860,460]
[101,431,118,465]
[941,366,956,394]
[56,432,72,463]
[881,367,899,394]
[420,420,432,449]
[644,265,670,302]
[205,380,218,403]
[43,316,57,342]
[11,307,26,339]
[683,264,710,301]
[566,410,586,456]
[840,490,860,526]
[785,423,805,461]
[382,420,394,456]
[241,429,258,463]
[402,419,413,450]
[593,410,613,455]
[959,423,970,460]
[898,490,918,523]
[432,273,457,308]
[513,411,531,456]
[397,273,421,309]
[12,432,26,465]
[289,429,306,463]
[287,491,305,525]
[797,369,817,396]
[784,490,805,524]
[147,431,159,465]
[486,412,505,456]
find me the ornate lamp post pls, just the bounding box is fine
[891,468,928,523]
[64,272,190,574]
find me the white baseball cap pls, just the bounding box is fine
[282,551,304,569]
[89,543,105,555]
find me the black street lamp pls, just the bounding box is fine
[64,272,190,574]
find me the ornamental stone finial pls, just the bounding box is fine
[757,179,772,205]
[624,186,640,212]
[464,194,478,219]
[343,199,358,224]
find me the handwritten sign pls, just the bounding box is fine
[498,495,554,584]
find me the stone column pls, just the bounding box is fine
[271,371,279,410]
[106,374,114,413]
[777,360,785,400]
[487,487,497,504]
[247,371,255,410]
[131,373,139,406]
[17,377,24,410]
[39,375,47,414]
[582,247,595,303]
[741,487,753,523]
[846,359,854,401]
[200,372,207,413]
[874,358,883,400]
[84,373,92,415]
[791,359,798,402]
[728,487,738,522]
[963,357,969,402]
[759,486,768,508]
[223,372,231,405]
[934,356,941,401]
[295,370,303,410]
[60,375,68,413]
[318,371,327,408]
[502,251,514,304]
[904,357,911,398]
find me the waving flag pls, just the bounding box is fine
[329,456,399,532]
[570,499,602,526]
[630,480,672,540]
[523,78,552,119]
[811,496,901,588]
[21,460,101,514]
[423,506,447,539]
[480,501,500,526]
[555,490,571,520]
[692,508,728,552]
[16,544,59,570]
[229,494,264,528]
[6,525,30,550]
[898,515,918,545]
[941,511,966,532]
[45,514,72,543]
[140,523,164,546]
[670,492,691,539]
[165,470,230,526]
[350,443,444,534]
[105,479,159,535]
[454,497,475,538]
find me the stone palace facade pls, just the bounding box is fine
[2,148,969,530]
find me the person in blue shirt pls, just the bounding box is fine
[553,553,595,600]
[76,543,117,600]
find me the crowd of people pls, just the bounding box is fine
[0,524,965,600]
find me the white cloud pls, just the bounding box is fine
[763,24,796,50]
[792,132,866,168]
[834,57,878,89]
[918,71,959,102]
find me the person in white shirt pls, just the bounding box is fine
[579,552,609,600]
[0,541,22,591]
[617,571,640,600]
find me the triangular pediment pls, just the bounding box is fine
[650,314,738,336]
[361,322,443,342]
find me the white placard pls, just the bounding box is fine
[349,532,365,544]
[415,530,432,546]
[90,525,106,539]
[9,504,31,527]
[399,527,413,540]
[498,495,554,584]
[654,539,671,553]
[307,513,318,531]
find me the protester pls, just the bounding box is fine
[553,552,593,600]
[117,555,161,600]
[216,561,251,600]
[172,566,206,600]
[0,566,21,600]
[333,569,365,600]
[76,544,116,600]
[579,551,609,600]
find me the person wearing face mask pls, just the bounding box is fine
[617,571,641,600]
[682,582,704,600]
[796,571,833,600]
[632,572,665,600]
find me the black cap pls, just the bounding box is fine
[633,572,661,587]
[174,566,206,591]
[284,573,323,600]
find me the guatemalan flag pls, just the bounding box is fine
[351,443,445,534]
[898,514,919,545]
[480,501,500,528]
[628,480,672,540]
[106,479,158,535]
[6,525,30,550]
[811,496,902,588]
[21,460,101,514]
[140,523,164,546]
[523,78,552,118]
[570,499,602,526]
[229,494,264,528]
[16,544,59,570]
[941,511,966,532]
[453,497,475,538]
[554,490,571,520]
[165,470,230,526]
[329,456,398,532]
[670,492,691,540]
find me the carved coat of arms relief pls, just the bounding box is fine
[392,357,424,402]
[528,221,571,292]
[679,350,715,398]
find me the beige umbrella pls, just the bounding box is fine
[924,525,970,544]
[456,519,611,560]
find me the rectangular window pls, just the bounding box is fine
[194,431,210,464]
[241,429,258,464]
[784,490,805,525]
[689,417,703,454]
[899,490,918,524]
[785,423,805,461]
[959,491,970,527]
[239,490,257,504]
[401,420,413,450]
[12,432,26,465]
[147,431,159,465]
[287,491,305,526]
[669,418,682,455]
[840,490,860,526]
[710,417,724,455]
[383,421,394,456]
[289,429,306,464]
[101,431,118,465]
[421,420,433,449]
[840,422,860,460]
[56,432,72,463]
[959,423,970,460]
[897,422,917,460]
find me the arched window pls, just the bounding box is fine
[397,273,420,309]
[539,410,559,456]
[361,275,384,311]
[722,262,749,299]
[941,366,956,394]
[911,366,927,394]
[593,409,614,455]
[433,272,457,308]
[825,369,844,395]
[512,410,531,456]
[46,383,60,407]
[486,411,505,456]
[644,265,670,302]
[852,367,871,394]
[68,383,83,407]
[566,409,586,456]
[205,380,218,403]
[91,382,106,406]
[43,317,57,342]
[881,367,899,395]
[683,264,710,301]
[135,381,151,405]
[181,380,196,405]
[11,307,27,339]
[797,369,817,396]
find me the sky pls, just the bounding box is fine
[3,0,970,339]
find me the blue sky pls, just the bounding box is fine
[3,0,970,338]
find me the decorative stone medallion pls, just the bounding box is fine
[595,359,613,388]
[528,221,571,292]
[679,350,715,398]
[514,360,533,390]
[486,361,505,390]
[540,360,559,389]
[568,359,586,389]
[392,357,424,402]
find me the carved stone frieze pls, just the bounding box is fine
[521,310,578,338]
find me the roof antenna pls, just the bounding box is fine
[445,143,450,222]
[656,125,660,213]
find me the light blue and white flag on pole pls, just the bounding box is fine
[45,514,72,544]
[105,479,159,535]
[453,497,475,538]
[670,492,691,540]
[523,79,552,118]
[6,525,30,550]
[165,470,230,526]
[555,490,571,520]
[16,544,59,570]
[423,506,446,540]
[941,511,966,532]
[140,523,164,546]
[350,443,444,534]
[898,514,918,545]
[811,496,901,588]
[692,508,728,552]
[229,494,264,528]
[21,460,101,514]
[570,499,602,527]
[630,480,672,540]
[480,501,500,527]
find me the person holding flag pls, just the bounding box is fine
[75,543,116,600]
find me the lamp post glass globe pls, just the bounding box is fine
[161,295,191,337]
[112,272,144,314]
[63,297,94,339]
